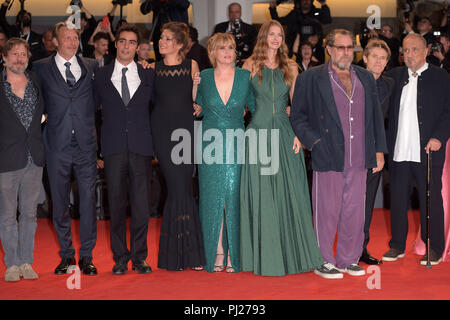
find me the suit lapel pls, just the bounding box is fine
[28,72,44,127]
[50,55,72,96]
[317,62,342,130]
[128,63,144,106]
[75,55,88,86]
[107,61,124,103]
[393,67,409,117]
[354,67,373,129]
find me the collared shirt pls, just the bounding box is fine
[328,62,366,169]
[111,60,141,100]
[393,63,429,163]
[54,52,82,83]
[3,70,39,163]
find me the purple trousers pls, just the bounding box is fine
[312,168,367,269]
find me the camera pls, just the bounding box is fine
[70,0,82,9]
[301,25,314,36]
[231,18,249,67]
[232,18,241,40]
[431,41,443,53]
[402,0,417,22]
[431,31,443,53]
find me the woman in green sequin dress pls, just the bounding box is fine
[240,20,323,276]
[194,33,255,273]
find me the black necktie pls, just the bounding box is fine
[122,67,130,106]
[65,62,76,87]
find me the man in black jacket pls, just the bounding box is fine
[213,2,257,66]
[31,28,56,62]
[360,39,395,265]
[33,22,99,276]
[291,29,387,279]
[94,24,155,275]
[0,38,45,282]
[270,0,332,56]
[0,0,41,57]
[382,33,450,265]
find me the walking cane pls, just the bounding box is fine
[426,151,432,269]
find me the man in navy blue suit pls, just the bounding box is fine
[33,22,98,276]
[94,24,155,275]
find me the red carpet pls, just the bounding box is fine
[0,209,449,300]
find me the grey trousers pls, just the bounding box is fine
[0,162,43,267]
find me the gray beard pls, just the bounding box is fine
[6,62,28,75]
[332,59,351,70]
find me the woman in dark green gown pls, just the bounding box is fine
[194,33,255,273]
[240,20,323,276]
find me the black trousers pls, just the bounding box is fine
[389,160,445,255]
[363,169,382,255]
[46,135,97,259]
[104,151,152,264]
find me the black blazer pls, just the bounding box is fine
[290,62,387,172]
[385,65,450,167]
[379,75,395,118]
[93,61,155,158]
[32,54,98,154]
[0,71,45,172]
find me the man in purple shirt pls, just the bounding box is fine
[290,29,387,279]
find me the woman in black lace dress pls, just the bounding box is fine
[150,22,205,271]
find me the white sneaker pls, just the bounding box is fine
[5,265,21,282]
[19,263,38,280]
[338,264,366,276]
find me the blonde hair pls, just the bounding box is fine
[248,20,294,86]
[207,33,236,67]
[363,38,391,60]
[52,21,80,40]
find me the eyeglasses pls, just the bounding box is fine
[332,45,354,52]
[381,29,392,34]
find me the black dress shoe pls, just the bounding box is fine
[132,261,152,274]
[112,262,128,275]
[360,252,382,265]
[79,257,98,275]
[54,257,76,275]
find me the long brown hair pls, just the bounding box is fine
[248,20,294,86]
[160,22,189,60]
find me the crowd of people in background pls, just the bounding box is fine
[0,0,449,284]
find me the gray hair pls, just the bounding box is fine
[403,33,427,48]
[325,29,355,47]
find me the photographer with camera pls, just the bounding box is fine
[140,0,190,61]
[269,0,332,57]
[212,2,257,67]
[69,1,97,57]
[0,0,41,57]
[432,33,450,73]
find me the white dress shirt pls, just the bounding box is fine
[393,63,429,163]
[111,60,141,100]
[54,53,82,83]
